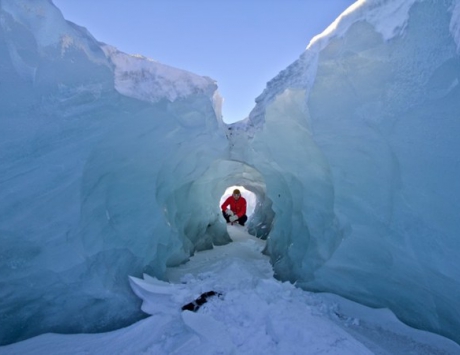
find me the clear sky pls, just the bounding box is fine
[53,0,355,123]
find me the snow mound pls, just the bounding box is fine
[102,45,217,103]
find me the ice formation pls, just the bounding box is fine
[0,0,459,347]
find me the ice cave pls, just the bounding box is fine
[1,0,460,348]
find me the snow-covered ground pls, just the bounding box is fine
[1,226,458,355]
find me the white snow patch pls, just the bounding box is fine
[102,45,218,104]
[308,0,419,52]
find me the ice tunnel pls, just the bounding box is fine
[159,158,277,256]
[1,0,460,347]
[180,160,275,244]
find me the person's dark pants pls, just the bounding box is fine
[222,211,248,226]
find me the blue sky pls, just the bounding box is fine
[53,0,354,123]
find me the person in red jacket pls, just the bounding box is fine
[221,189,248,226]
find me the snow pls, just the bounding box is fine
[308,0,419,52]
[102,45,219,105]
[1,227,458,355]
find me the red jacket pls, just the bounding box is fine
[221,196,247,218]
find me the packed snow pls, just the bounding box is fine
[1,0,460,351]
[308,0,418,51]
[1,227,458,355]
[102,45,219,105]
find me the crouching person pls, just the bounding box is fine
[221,189,248,226]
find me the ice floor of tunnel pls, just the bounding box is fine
[2,226,459,355]
[160,227,460,355]
[165,225,270,284]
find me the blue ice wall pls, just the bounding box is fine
[0,0,230,344]
[248,0,460,343]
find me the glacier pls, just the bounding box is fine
[0,0,460,347]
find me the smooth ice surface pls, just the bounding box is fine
[1,227,458,355]
[1,0,460,348]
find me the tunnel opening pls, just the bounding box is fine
[171,159,276,259]
[156,89,339,282]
